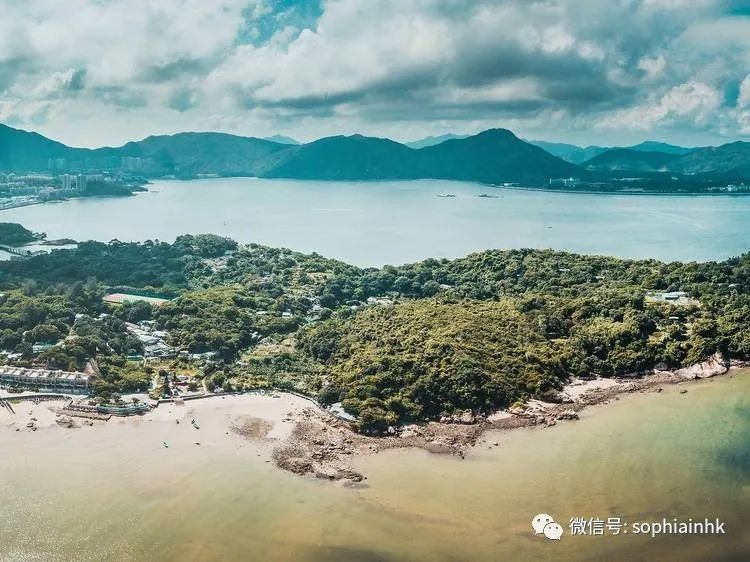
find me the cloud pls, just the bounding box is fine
[739,75,750,107]
[1,0,749,146]
[601,81,722,131]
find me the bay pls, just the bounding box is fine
[1,178,749,266]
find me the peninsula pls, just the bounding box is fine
[0,224,748,437]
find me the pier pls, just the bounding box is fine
[0,244,34,257]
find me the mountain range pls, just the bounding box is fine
[0,124,578,185]
[581,143,750,176]
[1,122,749,185]
[526,139,694,164]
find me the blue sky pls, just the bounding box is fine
[1,0,750,148]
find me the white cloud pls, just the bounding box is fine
[638,55,667,79]
[600,81,721,130]
[0,0,749,146]
[738,75,750,108]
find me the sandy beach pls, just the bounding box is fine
[3,364,748,485]
[0,393,313,470]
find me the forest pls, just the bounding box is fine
[0,224,748,431]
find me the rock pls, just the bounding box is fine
[55,417,75,428]
[279,457,313,475]
[314,468,338,480]
[459,411,476,424]
[675,353,728,380]
[556,409,579,421]
[338,469,364,482]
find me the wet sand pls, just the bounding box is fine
[2,371,750,561]
[3,366,746,485]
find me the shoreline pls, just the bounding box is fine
[491,184,750,197]
[271,360,749,483]
[4,358,745,485]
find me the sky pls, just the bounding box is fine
[2,0,750,148]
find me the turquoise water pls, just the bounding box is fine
[1,178,749,266]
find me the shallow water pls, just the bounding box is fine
[2,373,749,561]
[1,178,750,266]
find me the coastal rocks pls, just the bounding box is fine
[272,416,365,483]
[278,456,313,475]
[676,353,728,380]
[55,416,76,428]
[400,424,424,438]
[537,389,573,404]
[562,377,621,404]
[314,467,364,482]
[555,409,579,421]
[439,410,481,424]
[230,416,273,440]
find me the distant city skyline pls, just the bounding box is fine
[2,0,750,148]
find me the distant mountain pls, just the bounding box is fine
[671,142,750,177]
[5,122,749,185]
[262,134,418,180]
[0,123,91,170]
[584,149,683,172]
[531,139,694,165]
[0,124,581,185]
[527,140,608,164]
[627,141,693,155]
[263,129,581,184]
[583,142,750,177]
[111,132,288,176]
[262,135,299,145]
[405,133,467,149]
[0,125,289,177]
[415,129,580,183]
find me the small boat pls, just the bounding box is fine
[437,193,456,198]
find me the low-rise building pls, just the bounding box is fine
[0,366,91,392]
[103,293,170,306]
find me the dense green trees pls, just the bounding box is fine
[0,223,40,245]
[299,299,567,428]
[0,231,748,429]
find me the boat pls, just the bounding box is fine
[437,193,456,198]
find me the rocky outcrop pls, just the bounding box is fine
[439,410,483,425]
[676,353,728,380]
